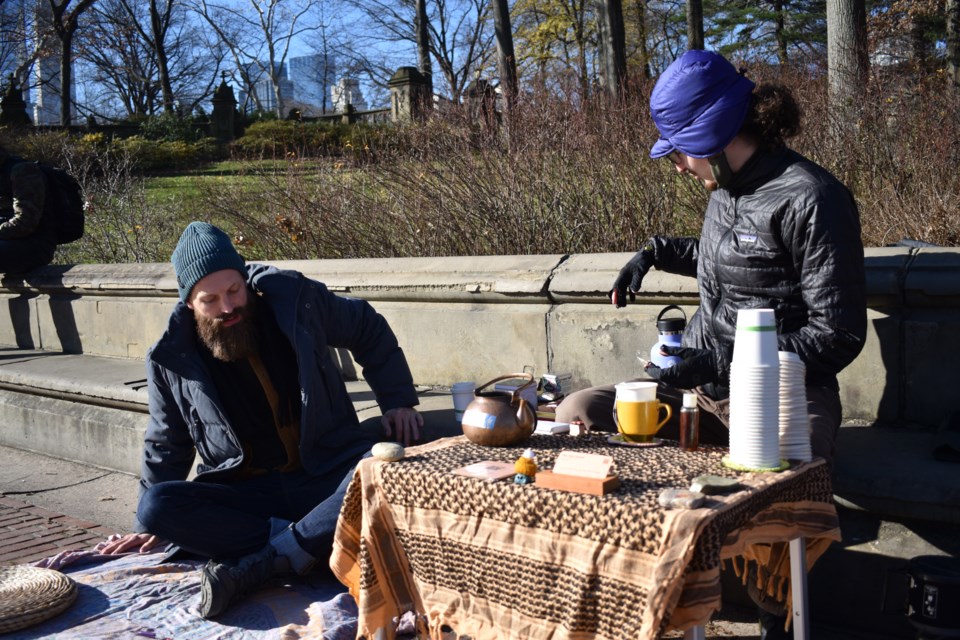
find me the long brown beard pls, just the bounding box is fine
[195,296,259,362]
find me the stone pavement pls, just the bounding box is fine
[0,443,137,570]
[0,444,906,639]
[0,495,116,566]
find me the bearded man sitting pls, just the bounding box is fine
[101,221,423,618]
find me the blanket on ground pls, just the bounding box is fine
[8,545,358,640]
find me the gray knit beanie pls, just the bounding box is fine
[171,222,246,302]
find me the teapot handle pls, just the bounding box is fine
[473,372,536,395]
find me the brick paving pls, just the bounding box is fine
[0,495,116,566]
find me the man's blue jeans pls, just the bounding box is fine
[137,456,359,562]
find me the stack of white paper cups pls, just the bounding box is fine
[728,309,781,469]
[778,351,812,461]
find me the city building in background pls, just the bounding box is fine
[0,0,76,126]
[2,0,371,123]
[287,54,335,115]
[32,52,73,125]
[237,55,363,116]
[238,62,294,114]
[31,2,57,124]
[331,77,367,112]
[0,0,30,117]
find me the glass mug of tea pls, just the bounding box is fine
[613,382,672,443]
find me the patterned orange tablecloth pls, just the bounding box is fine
[331,434,840,640]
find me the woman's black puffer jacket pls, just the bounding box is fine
[647,146,867,394]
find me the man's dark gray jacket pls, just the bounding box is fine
[136,263,418,529]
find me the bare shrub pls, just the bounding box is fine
[843,73,960,246]
[52,138,183,264]
[147,66,960,259]
[199,78,713,260]
[1,130,192,263]
[752,64,960,247]
[190,159,404,261]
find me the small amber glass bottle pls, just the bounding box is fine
[679,392,700,451]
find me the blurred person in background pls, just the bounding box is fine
[0,147,56,273]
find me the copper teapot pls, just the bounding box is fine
[460,373,537,447]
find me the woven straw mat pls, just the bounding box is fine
[0,565,78,633]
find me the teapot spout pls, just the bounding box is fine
[515,398,536,431]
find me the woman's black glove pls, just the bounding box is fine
[644,346,721,389]
[610,245,655,307]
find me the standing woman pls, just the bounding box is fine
[556,50,867,638]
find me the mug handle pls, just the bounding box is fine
[656,403,673,430]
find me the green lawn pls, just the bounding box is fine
[143,159,333,206]
[143,160,288,216]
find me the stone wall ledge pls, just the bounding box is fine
[0,349,147,409]
[1,247,959,525]
[0,246,935,301]
[3,246,960,427]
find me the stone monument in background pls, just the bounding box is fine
[211,75,237,143]
[0,75,31,127]
[388,67,431,122]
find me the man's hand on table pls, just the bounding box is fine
[100,532,166,555]
[382,407,423,447]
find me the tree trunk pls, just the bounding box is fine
[634,0,651,78]
[273,74,285,117]
[492,0,517,106]
[910,15,933,67]
[150,0,175,113]
[48,0,97,127]
[774,0,787,64]
[322,52,331,113]
[415,0,432,81]
[948,0,960,90]
[686,0,703,50]
[826,0,868,128]
[59,30,72,126]
[597,0,627,97]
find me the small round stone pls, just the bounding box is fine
[372,442,405,462]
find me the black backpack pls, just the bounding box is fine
[36,162,85,244]
[1,156,85,245]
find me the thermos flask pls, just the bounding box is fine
[649,305,687,369]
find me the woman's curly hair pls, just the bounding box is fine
[739,84,802,150]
